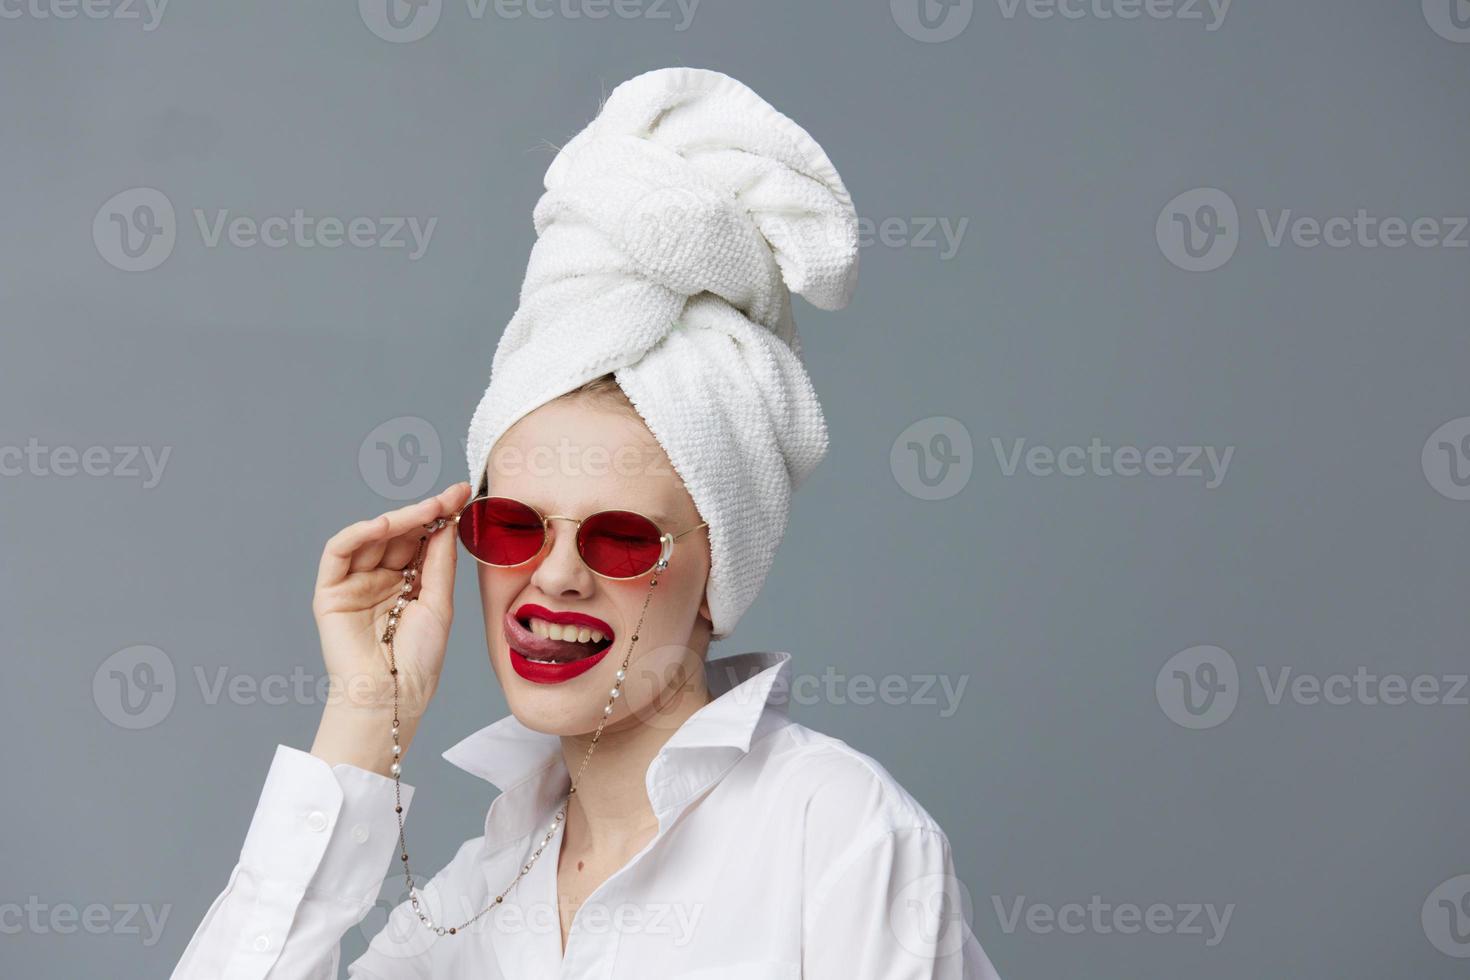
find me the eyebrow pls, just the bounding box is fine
[615,506,676,529]
[533,502,682,529]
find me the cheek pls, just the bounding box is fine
[476,566,530,664]
[629,568,707,660]
[475,563,496,607]
[626,549,703,630]
[673,549,712,623]
[476,564,521,614]
[616,632,706,733]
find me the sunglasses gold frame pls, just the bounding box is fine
[453,495,708,580]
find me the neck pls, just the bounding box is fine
[557,656,711,855]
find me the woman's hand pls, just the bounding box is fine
[308,482,473,776]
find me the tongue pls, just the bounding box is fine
[530,639,599,662]
[504,611,611,662]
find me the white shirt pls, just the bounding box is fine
[170,651,1001,979]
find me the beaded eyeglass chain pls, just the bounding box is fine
[379,515,663,938]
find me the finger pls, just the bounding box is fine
[355,566,407,600]
[350,530,422,574]
[367,482,472,573]
[347,536,390,574]
[418,482,472,622]
[325,567,405,610]
[312,565,406,621]
[372,533,425,573]
[316,495,446,590]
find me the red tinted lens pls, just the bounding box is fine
[577,511,663,579]
[458,497,545,566]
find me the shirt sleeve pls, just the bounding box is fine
[169,745,417,980]
[802,826,1002,980]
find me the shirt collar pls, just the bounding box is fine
[442,651,793,846]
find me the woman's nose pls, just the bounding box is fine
[529,519,596,598]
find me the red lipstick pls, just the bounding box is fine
[505,604,616,685]
[514,604,614,640]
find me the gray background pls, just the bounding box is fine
[3,1,1468,977]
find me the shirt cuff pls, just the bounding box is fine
[239,745,415,908]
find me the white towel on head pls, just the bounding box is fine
[465,66,859,639]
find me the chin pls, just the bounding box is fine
[486,632,620,735]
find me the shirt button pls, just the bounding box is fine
[252,934,272,952]
[305,811,329,833]
[351,823,370,844]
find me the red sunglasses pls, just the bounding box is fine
[454,495,708,580]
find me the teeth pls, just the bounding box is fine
[526,617,610,645]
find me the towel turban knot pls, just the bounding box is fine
[466,66,860,639]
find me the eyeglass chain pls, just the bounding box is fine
[379,515,662,937]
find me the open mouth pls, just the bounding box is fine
[504,604,615,665]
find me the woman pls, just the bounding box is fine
[171,67,1000,979]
